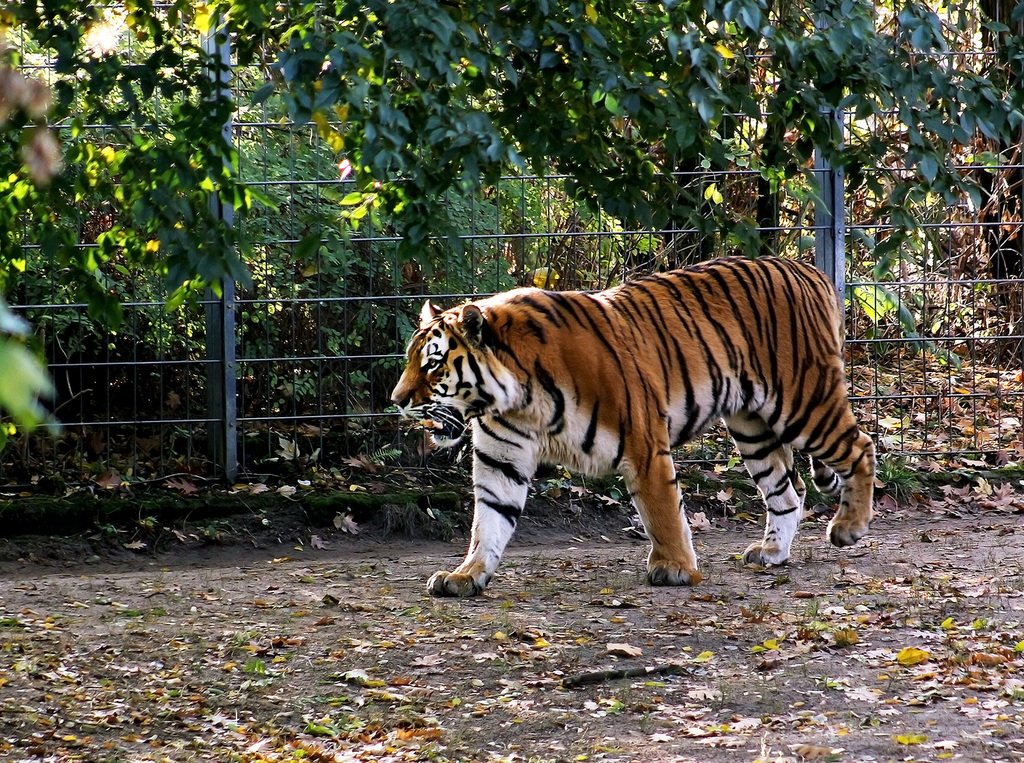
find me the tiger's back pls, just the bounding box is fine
[392,256,875,597]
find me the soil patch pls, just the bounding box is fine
[2,495,1024,762]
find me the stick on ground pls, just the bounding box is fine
[561,662,690,689]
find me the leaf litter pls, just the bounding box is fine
[3,486,1024,761]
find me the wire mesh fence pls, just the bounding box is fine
[4,6,1023,484]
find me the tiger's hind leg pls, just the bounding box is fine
[817,429,875,548]
[785,389,875,549]
[623,450,702,586]
[727,412,805,566]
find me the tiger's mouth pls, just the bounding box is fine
[406,403,467,449]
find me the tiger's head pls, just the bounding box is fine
[391,299,521,428]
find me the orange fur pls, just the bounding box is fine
[393,257,875,596]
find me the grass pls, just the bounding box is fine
[876,454,924,501]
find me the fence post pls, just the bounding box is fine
[203,21,238,481]
[813,108,846,298]
[813,7,846,297]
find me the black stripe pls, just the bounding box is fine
[493,415,531,439]
[534,360,565,431]
[801,398,847,453]
[582,401,600,453]
[480,498,522,527]
[731,428,775,444]
[741,438,784,462]
[812,423,860,462]
[475,450,530,485]
[612,419,627,469]
[478,419,522,448]
[515,293,568,328]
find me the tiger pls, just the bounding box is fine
[391,256,876,597]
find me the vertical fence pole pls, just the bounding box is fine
[203,21,238,481]
[813,108,846,297]
[813,8,846,297]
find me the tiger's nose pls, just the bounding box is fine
[391,382,415,411]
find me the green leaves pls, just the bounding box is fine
[5,0,251,326]
[199,0,1024,255]
[0,299,53,436]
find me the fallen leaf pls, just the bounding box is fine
[396,727,443,742]
[96,470,123,489]
[412,654,444,668]
[894,732,928,745]
[791,743,843,759]
[334,513,360,534]
[833,628,859,647]
[165,476,198,495]
[689,511,712,532]
[896,647,930,666]
[971,652,1006,667]
[606,642,643,658]
[276,437,299,460]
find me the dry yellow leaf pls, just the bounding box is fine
[894,732,928,745]
[833,628,859,647]
[896,646,929,666]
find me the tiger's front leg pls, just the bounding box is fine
[624,452,702,587]
[427,432,538,597]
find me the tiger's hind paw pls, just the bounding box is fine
[827,517,870,548]
[427,570,487,597]
[647,561,702,587]
[742,542,790,567]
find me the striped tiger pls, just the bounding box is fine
[391,256,876,597]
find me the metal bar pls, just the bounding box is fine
[812,5,845,296]
[814,132,845,295]
[203,20,238,481]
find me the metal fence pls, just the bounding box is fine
[6,11,1023,484]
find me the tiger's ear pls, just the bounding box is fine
[458,304,486,347]
[419,300,441,326]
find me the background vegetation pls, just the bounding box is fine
[2,0,1022,479]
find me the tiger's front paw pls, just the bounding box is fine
[647,560,702,587]
[742,541,789,567]
[827,517,870,548]
[427,570,487,597]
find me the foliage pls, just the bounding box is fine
[217,0,1024,255]
[3,2,255,326]
[3,0,1023,476]
[0,35,56,433]
[0,299,53,440]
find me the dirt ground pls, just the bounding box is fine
[3,493,1024,763]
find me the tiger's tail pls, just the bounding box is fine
[811,457,843,497]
